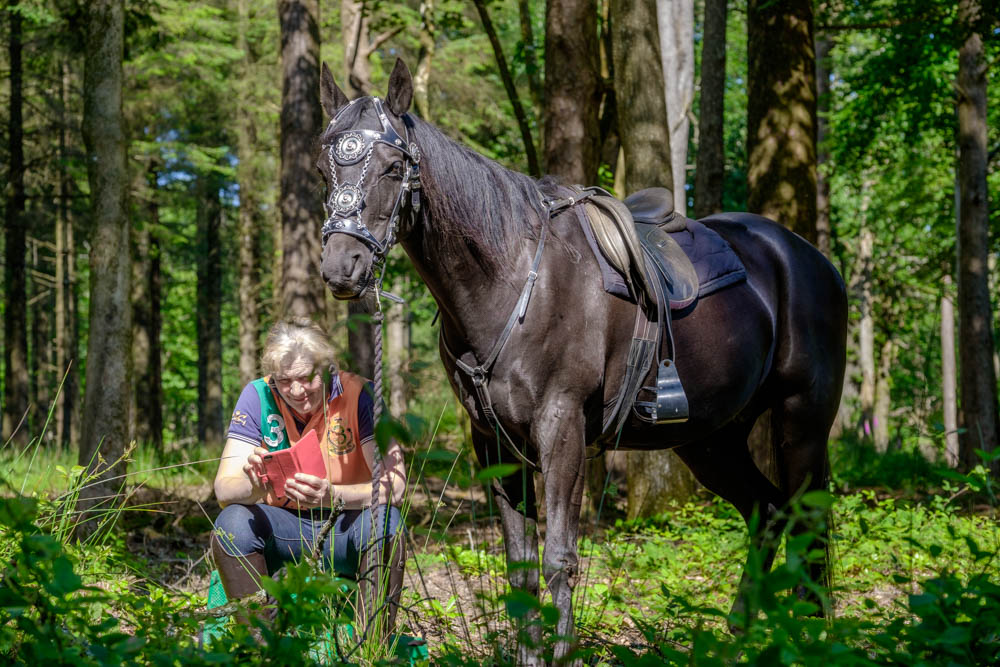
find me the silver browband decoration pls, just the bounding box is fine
[320,97,421,260]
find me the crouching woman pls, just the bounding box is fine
[212,318,406,635]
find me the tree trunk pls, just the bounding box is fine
[131,167,163,451]
[612,0,697,515]
[814,32,833,258]
[941,273,959,467]
[693,0,726,219]
[197,177,224,447]
[413,0,435,120]
[387,276,409,417]
[55,60,76,450]
[746,0,817,243]
[278,0,325,319]
[4,0,30,445]
[517,0,543,119]
[857,189,875,442]
[131,193,152,446]
[238,0,261,386]
[544,0,602,184]
[657,0,694,214]
[341,0,372,98]
[955,0,999,472]
[78,0,131,536]
[611,0,673,193]
[746,0,818,473]
[873,338,894,453]
[347,299,375,380]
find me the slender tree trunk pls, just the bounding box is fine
[956,0,999,472]
[278,0,325,319]
[4,0,30,444]
[197,178,224,446]
[873,338,894,453]
[148,203,163,451]
[545,0,602,184]
[517,0,542,118]
[56,60,76,449]
[694,0,727,219]
[857,185,875,441]
[341,0,371,98]
[387,276,409,417]
[473,0,539,176]
[238,0,261,385]
[131,191,153,446]
[413,0,435,120]
[657,0,694,214]
[941,273,959,466]
[814,32,833,258]
[347,299,375,380]
[78,0,131,535]
[747,0,817,243]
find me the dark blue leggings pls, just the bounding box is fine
[213,503,403,578]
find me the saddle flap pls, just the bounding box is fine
[638,223,699,310]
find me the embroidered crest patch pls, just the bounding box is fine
[326,417,355,456]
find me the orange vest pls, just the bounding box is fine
[259,372,372,506]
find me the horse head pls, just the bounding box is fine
[317,59,420,299]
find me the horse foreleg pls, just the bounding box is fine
[536,405,586,663]
[473,429,542,664]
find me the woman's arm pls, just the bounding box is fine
[214,437,268,507]
[284,439,407,510]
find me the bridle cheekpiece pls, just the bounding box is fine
[320,96,421,267]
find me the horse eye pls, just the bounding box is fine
[384,161,404,177]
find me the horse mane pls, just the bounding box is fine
[407,115,554,273]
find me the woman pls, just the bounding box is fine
[212,318,406,634]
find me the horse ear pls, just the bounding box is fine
[385,59,413,116]
[321,62,350,118]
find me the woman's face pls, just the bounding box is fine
[273,356,324,417]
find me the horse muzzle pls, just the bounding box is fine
[320,240,371,299]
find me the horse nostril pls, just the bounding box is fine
[348,251,363,277]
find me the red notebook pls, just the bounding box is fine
[255,429,327,499]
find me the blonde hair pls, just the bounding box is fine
[260,318,337,377]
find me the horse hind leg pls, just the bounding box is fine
[771,395,836,615]
[673,420,789,628]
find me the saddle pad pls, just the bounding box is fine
[578,209,747,308]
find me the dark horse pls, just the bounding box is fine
[318,60,846,661]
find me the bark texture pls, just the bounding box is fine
[693,0,727,219]
[955,0,999,471]
[657,0,694,214]
[4,0,30,444]
[545,0,602,184]
[78,0,131,534]
[747,0,817,243]
[611,0,673,194]
[279,0,325,319]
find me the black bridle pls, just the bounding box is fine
[320,96,422,273]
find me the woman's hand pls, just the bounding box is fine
[285,472,332,508]
[242,447,270,496]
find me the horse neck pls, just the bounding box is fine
[400,207,539,358]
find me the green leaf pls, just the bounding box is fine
[475,463,521,481]
[502,589,540,619]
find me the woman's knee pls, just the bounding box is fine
[213,504,268,557]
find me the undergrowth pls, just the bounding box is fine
[1,418,999,664]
